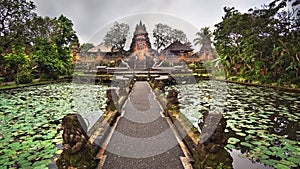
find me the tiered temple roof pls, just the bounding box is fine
[129,21,151,53]
[87,43,118,54]
[164,41,193,55]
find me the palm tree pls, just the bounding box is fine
[193,27,213,47]
[194,27,215,62]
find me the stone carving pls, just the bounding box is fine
[56,114,95,169]
[157,81,165,92]
[166,89,179,110]
[106,89,117,112]
[194,111,233,169]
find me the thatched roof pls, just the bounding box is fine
[164,41,193,52]
[87,43,118,53]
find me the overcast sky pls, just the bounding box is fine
[31,0,272,49]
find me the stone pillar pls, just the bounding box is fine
[56,114,96,169]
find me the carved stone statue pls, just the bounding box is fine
[56,114,95,169]
[194,111,233,169]
[166,89,179,110]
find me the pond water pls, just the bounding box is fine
[0,83,108,168]
[1,81,299,168]
[166,81,300,169]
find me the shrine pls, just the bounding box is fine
[129,21,154,69]
[130,21,152,60]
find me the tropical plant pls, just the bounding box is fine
[213,0,300,86]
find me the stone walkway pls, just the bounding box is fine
[98,82,188,169]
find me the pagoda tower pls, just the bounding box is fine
[129,21,152,61]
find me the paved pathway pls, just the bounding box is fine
[99,82,188,169]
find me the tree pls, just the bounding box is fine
[0,1,79,82]
[31,38,65,80]
[153,23,187,51]
[213,0,300,86]
[51,15,78,75]
[80,43,94,57]
[153,23,172,51]
[171,29,187,43]
[3,47,31,84]
[29,16,54,45]
[194,27,214,61]
[194,27,213,47]
[0,0,36,52]
[28,15,78,79]
[103,22,129,52]
[52,15,78,48]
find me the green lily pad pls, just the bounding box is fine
[225,144,235,150]
[245,130,256,134]
[274,163,290,169]
[31,159,51,168]
[261,159,276,166]
[228,137,240,144]
[270,146,283,153]
[279,160,297,167]
[236,132,247,137]
[55,149,63,155]
[240,142,253,148]
[287,157,300,164]
[260,154,269,160]
[244,135,253,141]
[251,141,263,146]
[19,152,31,158]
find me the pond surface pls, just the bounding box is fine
[0,83,108,168]
[1,81,299,168]
[167,81,300,169]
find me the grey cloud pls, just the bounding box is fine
[32,0,271,45]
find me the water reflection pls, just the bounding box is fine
[230,149,272,169]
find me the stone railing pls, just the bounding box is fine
[149,78,232,169]
[56,80,134,169]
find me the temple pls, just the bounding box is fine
[130,21,152,60]
[128,21,154,69]
[74,21,216,68]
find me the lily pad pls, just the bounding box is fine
[225,144,235,150]
[240,142,253,148]
[236,132,247,137]
[274,163,290,169]
[228,137,240,144]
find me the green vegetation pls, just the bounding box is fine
[79,43,95,58]
[103,21,130,53]
[0,0,78,84]
[213,0,300,87]
[153,23,188,51]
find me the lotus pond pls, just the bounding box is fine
[167,81,300,169]
[0,83,108,168]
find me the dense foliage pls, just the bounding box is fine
[103,22,130,52]
[153,23,188,51]
[79,43,95,58]
[214,0,300,87]
[0,0,78,83]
